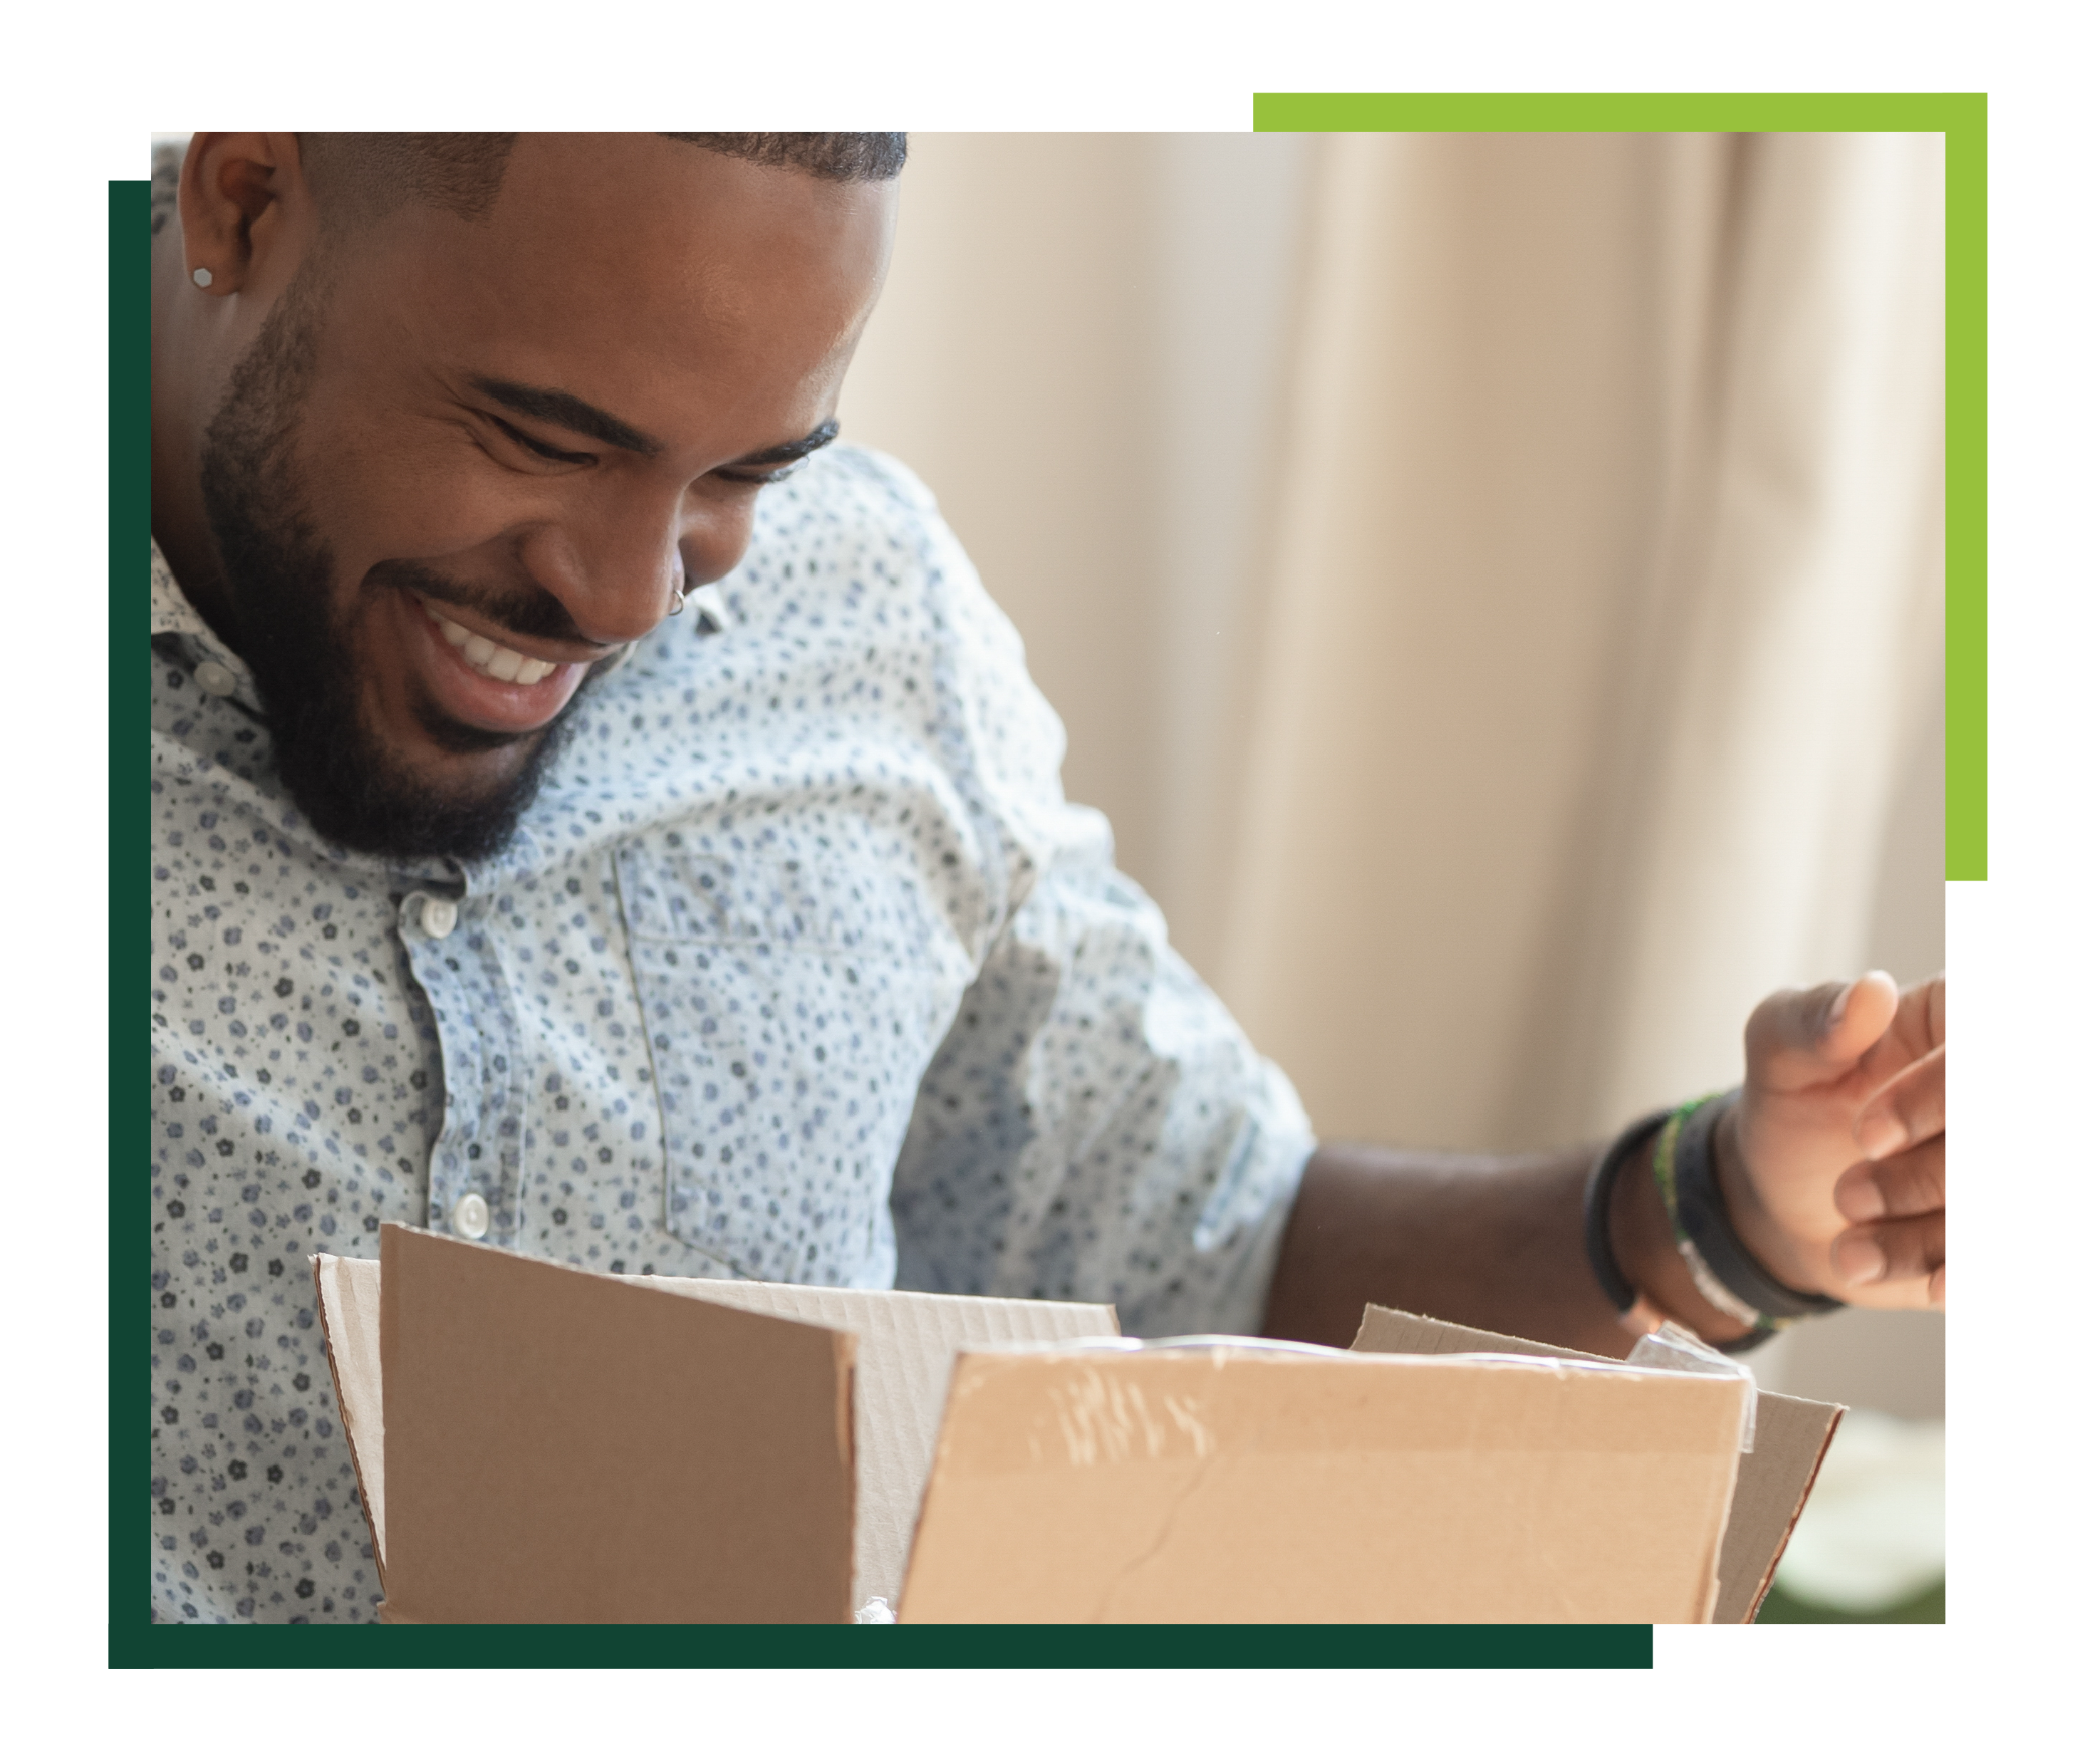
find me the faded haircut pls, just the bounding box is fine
[298,132,908,227]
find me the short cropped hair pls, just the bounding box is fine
[298,132,907,227]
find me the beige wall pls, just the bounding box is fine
[838,132,1945,1413]
[836,133,1313,941]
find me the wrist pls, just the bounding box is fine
[1605,1123,1763,1350]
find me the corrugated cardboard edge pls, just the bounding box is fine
[837,1349,860,1598]
[1727,1396,1844,1622]
[311,1252,387,1592]
[1351,1304,1845,1622]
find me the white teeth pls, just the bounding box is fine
[420,598,562,687]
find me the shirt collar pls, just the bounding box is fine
[151,536,260,699]
[150,535,209,638]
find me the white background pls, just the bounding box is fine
[10,0,2090,1750]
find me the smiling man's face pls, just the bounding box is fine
[163,133,895,858]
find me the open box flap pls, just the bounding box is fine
[311,1252,387,1586]
[898,1340,1747,1623]
[1351,1305,1844,1622]
[372,1224,857,1624]
[313,1234,1118,1612]
[622,1272,1116,1607]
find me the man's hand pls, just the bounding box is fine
[1261,969,1945,1359]
[1719,971,1946,1311]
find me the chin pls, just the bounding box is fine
[280,702,573,864]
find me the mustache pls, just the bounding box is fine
[364,558,598,647]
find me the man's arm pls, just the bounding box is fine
[1261,972,1947,1354]
[1259,1133,1734,1354]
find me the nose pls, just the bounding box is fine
[514,484,757,648]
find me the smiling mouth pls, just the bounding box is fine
[412,593,566,685]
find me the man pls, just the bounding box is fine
[150,132,1946,1623]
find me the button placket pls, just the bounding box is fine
[456,915,525,1247]
[402,939,477,1240]
[396,891,516,1245]
[450,1190,491,1239]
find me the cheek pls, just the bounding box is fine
[291,379,542,575]
[319,437,535,571]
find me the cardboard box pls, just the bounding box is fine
[898,1341,1747,1621]
[1348,1307,1844,1624]
[314,1224,1116,1620]
[316,1225,1839,1623]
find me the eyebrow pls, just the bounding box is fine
[469,376,841,472]
[471,376,664,457]
[731,419,841,469]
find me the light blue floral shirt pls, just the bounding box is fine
[149,445,1316,1623]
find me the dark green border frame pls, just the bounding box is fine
[113,177,155,1666]
[142,112,1975,1663]
[110,168,1646,1671]
[1254,93,1984,880]
[130,1623,1651,1668]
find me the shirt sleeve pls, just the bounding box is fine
[873,453,1316,1338]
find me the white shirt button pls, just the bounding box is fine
[420,895,459,939]
[452,1192,490,1240]
[193,660,238,697]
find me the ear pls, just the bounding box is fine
[176,133,312,296]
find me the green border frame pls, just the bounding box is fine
[127,93,1977,1663]
[1254,93,1984,880]
[130,1623,1651,1668]
[113,177,154,1665]
[110,170,1646,1671]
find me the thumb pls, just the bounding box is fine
[1747,970,1900,1090]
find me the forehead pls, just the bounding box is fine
[346,135,896,442]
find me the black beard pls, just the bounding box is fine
[194,264,593,863]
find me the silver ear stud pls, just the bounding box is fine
[192,266,214,289]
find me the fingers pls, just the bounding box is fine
[1823,970,1902,1059]
[1871,972,1948,1069]
[1910,971,1947,1051]
[1854,1043,1947,1160]
[1829,1059,1945,1312]
[1745,970,1900,1089]
[1830,1208,1944,1299]
[1834,1136,1945,1223]
[1831,1264,1943,1313]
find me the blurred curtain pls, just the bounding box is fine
[837,132,1945,1157]
[1212,131,1947,1149]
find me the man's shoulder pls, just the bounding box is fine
[808,441,941,514]
[749,442,946,556]
[715,440,989,643]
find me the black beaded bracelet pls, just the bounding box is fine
[1651,1096,1774,1352]
[1674,1088,1845,1324]
[1582,1108,1673,1329]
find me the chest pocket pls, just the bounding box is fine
[615,831,967,1286]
